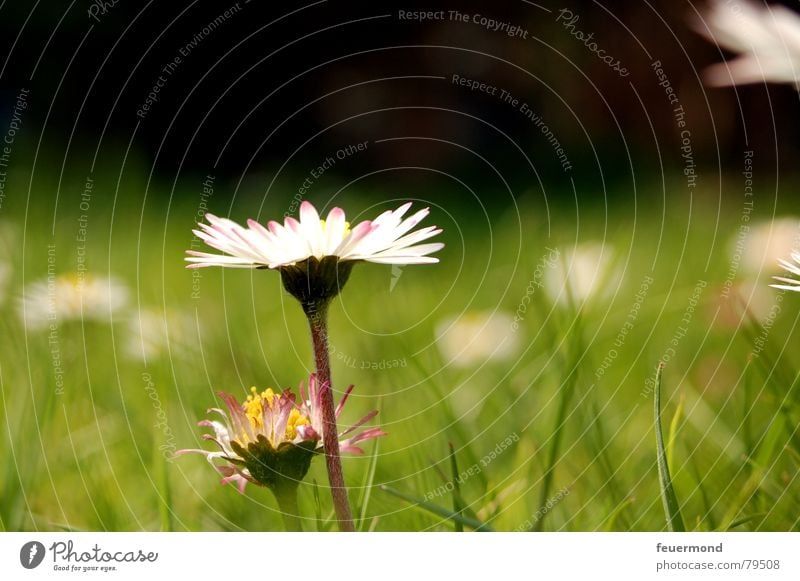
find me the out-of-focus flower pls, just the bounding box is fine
[176,374,385,495]
[125,308,197,361]
[435,311,519,368]
[771,251,800,291]
[186,201,444,307]
[19,274,128,330]
[736,218,800,277]
[695,0,800,88]
[544,243,618,306]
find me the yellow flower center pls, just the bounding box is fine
[319,219,351,238]
[243,387,310,443]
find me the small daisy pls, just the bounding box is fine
[735,218,800,277]
[435,311,520,368]
[176,374,385,496]
[544,243,619,306]
[770,252,800,291]
[20,274,128,330]
[695,0,800,88]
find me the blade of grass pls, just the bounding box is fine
[583,398,630,530]
[725,513,767,531]
[688,457,716,531]
[654,363,685,531]
[601,497,634,531]
[154,436,173,532]
[666,391,685,473]
[738,302,800,453]
[379,484,493,531]
[532,294,584,532]
[721,406,787,529]
[532,350,580,531]
[429,454,481,523]
[356,438,380,532]
[312,480,324,532]
[448,443,464,532]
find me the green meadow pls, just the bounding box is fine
[1,165,799,532]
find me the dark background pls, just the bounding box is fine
[0,0,798,205]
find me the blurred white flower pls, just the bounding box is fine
[771,251,800,292]
[435,310,519,368]
[696,0,800,88]
[733,280,780,319]
[125,308,197,361]
[544,243,618,306]
[737,218,800,276]
[20,274,128,330]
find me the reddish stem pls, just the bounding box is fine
[307,301,355,531]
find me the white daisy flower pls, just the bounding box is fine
[771,251,800,291]
[186,201,444,270]
[696,0,800,88]
[435,311,519,368]
[544,243,619,306]
[20,274,128,330]
[736,218,800,276]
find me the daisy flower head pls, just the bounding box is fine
[695,0,800,88]
[186,201,443,309]
[176,374,385,495]
[771,251,800,291]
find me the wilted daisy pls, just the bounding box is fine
[20,274,128,330]
[176,374,384,529]
[695,0,800,88]
[435,311,519,368]
[771,252,800,291]
[544,243,619,306]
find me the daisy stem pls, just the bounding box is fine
[305,299,355,532]
[273,483,303,532]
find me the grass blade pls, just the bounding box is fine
[666,391,685,473]
[356,438,380,531]
[601,498,634,532]
[532,349,580,531]
[379,485,494,531]
[654,363,685,531]
[448,443,464,532]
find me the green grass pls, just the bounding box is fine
[1,168,800,532]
